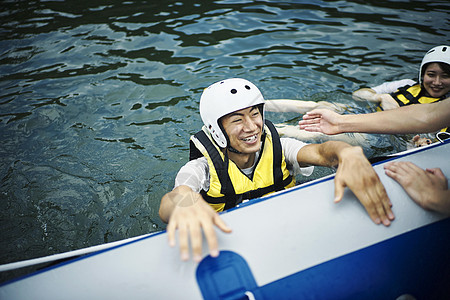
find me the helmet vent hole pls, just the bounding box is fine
[443,47,447,52]
[230,89,237,94]
[245,85,251,90]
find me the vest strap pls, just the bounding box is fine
[193,130,236,202]
[391,83,446,106]
[191,120,293,211]
[265,120,285,191]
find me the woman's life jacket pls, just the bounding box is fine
[390,83,449,132]
[189,120,295,212]
[390,83,447,106]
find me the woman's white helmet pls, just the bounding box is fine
[199,78,265,148]
[419,45,450,83]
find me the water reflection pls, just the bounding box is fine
[0,0,449,275]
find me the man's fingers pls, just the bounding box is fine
[202,219,220,258]
[189,221,203,263]
[333,177,345,203]
[427,167,447,180]
[202,215,232,258]
[373,180,393,225]
[362,178,392,226]
[167,221,177,247]
[166,201,233,262]
[384,198,395,220]
[178,223,190,261]
[356,188,382,225]
[338,159,394,226]
[375,199,392,226]
[213,214,232,234]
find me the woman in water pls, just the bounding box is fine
[266,45,450,147]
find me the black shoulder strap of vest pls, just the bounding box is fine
[391,84,415,106]
[264,120,285,190]
[191,130,237,210]
[192,121,291,211]
[189,139,203,161]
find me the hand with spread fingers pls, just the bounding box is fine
[299,100,450,136]
[334,147,394,226]
[160,185,232,262]
[297,142,395,226]
[384,161,450,214]
[299,109,343,135]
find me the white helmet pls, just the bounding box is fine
[199,78,265,148]
[419,45,450,83]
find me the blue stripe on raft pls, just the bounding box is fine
[255,217,450,300]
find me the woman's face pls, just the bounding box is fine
[422,62,450,98]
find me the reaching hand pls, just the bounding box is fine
[298,109,343,135]
[163,186,232,262]
[334,147,394,226]
[384,161,449,213]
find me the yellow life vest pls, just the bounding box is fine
[390,83,446,106]
[189,120,295,212]
[390,83,449,132]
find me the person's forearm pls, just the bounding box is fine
[339,100,449,134]
[298,141,360,168]
[265,99,338,114]
[159,191,176,223]
[159,185,196,223]
[338,110,424,134]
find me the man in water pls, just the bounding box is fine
[159,78,394,262]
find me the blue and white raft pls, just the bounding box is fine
[1,140,449,300]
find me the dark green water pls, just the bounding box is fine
[0,0,449,273]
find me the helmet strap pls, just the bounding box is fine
[217,117,243,154]
[227,145,243,154]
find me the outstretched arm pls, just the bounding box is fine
[159,185,232,262]
[297,141,394,226]
[265,99,341,114]
[299,99,450,135]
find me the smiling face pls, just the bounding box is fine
[220,105,263,154]
[422,62,450,98]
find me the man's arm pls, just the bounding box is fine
[159,185,232,262]
[299,99,450,135]
[264,99,340,114]
[351,89,401,111]
[297,141,394,226]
